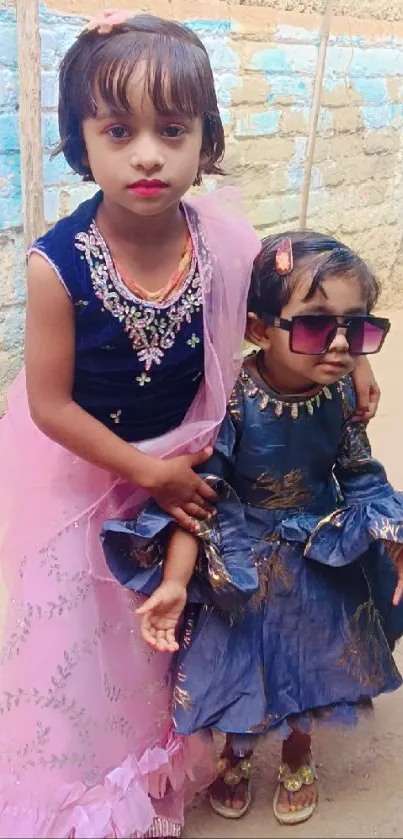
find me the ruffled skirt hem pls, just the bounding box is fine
[201,698,376,746]
[0,731,213,838]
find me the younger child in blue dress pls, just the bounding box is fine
[102,232,403,827]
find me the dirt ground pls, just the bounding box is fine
[184,309,403,839]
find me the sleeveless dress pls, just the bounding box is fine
[103,368,403,740]
[0,188,260,838]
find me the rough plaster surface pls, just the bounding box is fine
[0,0,403,407]
[232,0,403,24]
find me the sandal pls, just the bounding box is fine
[209,753,252,819]
[273,758,318,825]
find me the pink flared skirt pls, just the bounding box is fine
[0,372,214,838]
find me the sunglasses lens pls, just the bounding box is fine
[349,319,386,354]
[291,316,334,354]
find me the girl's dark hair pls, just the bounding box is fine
[54,14,225,184]
[248,231,380,317]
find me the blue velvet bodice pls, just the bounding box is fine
[32,192,204,442]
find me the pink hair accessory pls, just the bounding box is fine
[83,9,134,35]
[275,237,293,275]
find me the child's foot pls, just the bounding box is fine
[209,738,252,819]
[273,730,318,824]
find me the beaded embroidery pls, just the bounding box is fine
[75,222,203,379]
[239,367,333,419]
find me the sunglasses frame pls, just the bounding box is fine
[261,313,391,356]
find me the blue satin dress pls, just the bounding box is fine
[101,365,403,739]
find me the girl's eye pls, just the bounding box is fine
[107,125,130,140]
[162,125,186,139]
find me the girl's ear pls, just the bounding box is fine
[193,151,209,187]
[246,313,272,349]
[81,149,94,182]
[199,149,208,169]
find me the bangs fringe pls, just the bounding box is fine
[86,35,210,118]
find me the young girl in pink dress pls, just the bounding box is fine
[0,10,379,838]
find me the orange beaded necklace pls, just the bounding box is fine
[114,233,193,304]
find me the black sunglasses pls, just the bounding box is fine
[261,314,391,356]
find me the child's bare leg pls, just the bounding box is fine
[276,729,318,815]
[209,734,253,815]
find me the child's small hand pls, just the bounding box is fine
[136,581,187,652]
[392,546,403,606]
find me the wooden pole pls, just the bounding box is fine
[16,0,45,247]
[299,0,333,229]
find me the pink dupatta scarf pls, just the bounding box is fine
[0,187,259,838]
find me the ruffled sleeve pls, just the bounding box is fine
[304,378,403,568]
[101,390,259,611]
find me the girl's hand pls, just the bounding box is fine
[145,448,217,531]
[392,546,403,606]
[136,581,187,652]
[351,357,380,421]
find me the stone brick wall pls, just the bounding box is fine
[1,0,403,410]
[230,0,403,22]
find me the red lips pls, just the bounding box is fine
[128,179,168,197]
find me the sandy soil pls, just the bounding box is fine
[184,310,403,839]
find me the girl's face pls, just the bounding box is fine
[249,272,368,394]
[82,67,204,219]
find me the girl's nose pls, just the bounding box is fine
[328,327,350,352]
[129,136,164,172]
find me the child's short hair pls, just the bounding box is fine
[248,231,380,318]
[55,14,225,184]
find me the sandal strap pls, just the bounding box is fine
[278,760,317,793]
[216,755,251,787]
